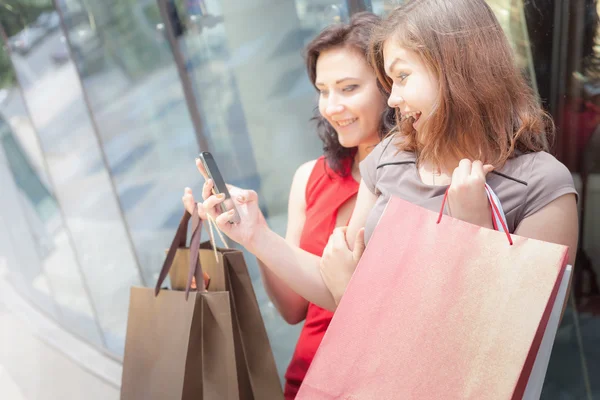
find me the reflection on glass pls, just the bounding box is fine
[54,0,201,294]
[487,0,538,93]
[370,0,403,15]
[2,0,149,352]
[0,108,58,318]
[0,40,102,343]
[553,2,600,395]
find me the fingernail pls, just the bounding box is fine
[217,193,225,199]
[228,210,236,216]
[195,157,200,161]
[236,195,246,202]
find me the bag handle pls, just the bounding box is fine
[154,203,231,298]
[437,186,513,245]
[204,213,229,258]
[155,207,196,296]
[185,206,207,299]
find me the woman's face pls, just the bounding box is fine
[316,47,387,149]
[383,39,438,134]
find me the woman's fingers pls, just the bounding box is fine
[197,202,208,220]
[330,227,347,249]
[182,187,195,214]
[457,158,472,178]
[447,159,494,228]
[202,179,214,201]
[195,157,209,180]
[238,189,258,203]
[215,209,236,227]
[203,193,226,218]
[353,228,366,262]
[471,160,486,180]
[453,159,493,182]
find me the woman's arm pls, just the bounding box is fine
[514,193,579,318]
[256,161,316,324]
[346,180,378,250]
[318,180,377,306]
[206,179,378,311]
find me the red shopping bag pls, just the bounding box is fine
[297,194,570,400]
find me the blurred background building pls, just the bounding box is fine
[0,0,598,398]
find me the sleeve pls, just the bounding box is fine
[521,152,579,220]
[359,139,389,195]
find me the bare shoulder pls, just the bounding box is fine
[289,159,319,202]
[294,159,319,182]
[290,159,319,194]
[286,159,319,242]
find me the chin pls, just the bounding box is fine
[336,128,361,147]
[336,136,360,149]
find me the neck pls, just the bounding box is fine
[421,156,462,176]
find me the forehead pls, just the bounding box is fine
[315,47,372,82]
[383,40,420,73]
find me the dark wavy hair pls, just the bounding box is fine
[305,12,396,176]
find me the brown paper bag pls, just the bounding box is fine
[202,242,283,400]
[169,221,283,400]
[121,209,239,400]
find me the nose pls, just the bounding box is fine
[387,85,404,109]
[325,94,345,117]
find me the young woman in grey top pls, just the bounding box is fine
[196,0,578,309]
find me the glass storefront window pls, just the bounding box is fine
[54,0,202,293]
[552,1,600,395]
[0,36,104,345]
[2,0,145,353]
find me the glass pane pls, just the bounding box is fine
[552,1,600,397]
[370,0,403,15]
[487,0,538,93]
[0,105,58,319]
[3,0,148,353]
[164,0,349,376]
[0,14,104,344]
[54,0,201,302]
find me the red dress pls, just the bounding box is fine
[284,156,359,399]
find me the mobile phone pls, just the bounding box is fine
[198,152,241,224]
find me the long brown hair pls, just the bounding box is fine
[369,0,553,168]
[305,12,395,176]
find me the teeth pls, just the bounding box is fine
[401,112,421,121]
[336,118,358,127]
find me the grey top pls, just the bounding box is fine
[360,136,578,243]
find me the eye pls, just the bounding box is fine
[342,84,358,92]
[397,73,409,82]
[319,89,329,96]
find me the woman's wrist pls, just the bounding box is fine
[246,224,272,256]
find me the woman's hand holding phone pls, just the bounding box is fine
[201,179,269,252]
[188,157,269,251]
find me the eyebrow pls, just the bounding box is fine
[315,77,359,86]
[386,58,404,76]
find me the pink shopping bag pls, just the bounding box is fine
[297,193,570,400]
